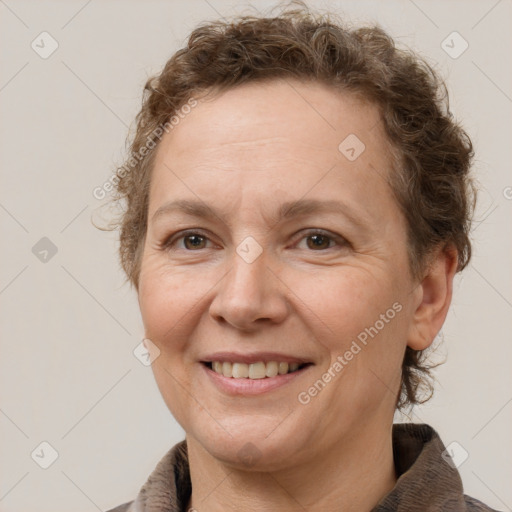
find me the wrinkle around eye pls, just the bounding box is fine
[157,229,217,252]
[158,228,350,255]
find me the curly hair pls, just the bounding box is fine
[104,1,476,410]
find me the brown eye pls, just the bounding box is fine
[162,230,212,251]
[296,229,345,251]
[182,234,208,250]
[305,233,332,250]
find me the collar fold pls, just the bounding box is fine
[123,423,493,512]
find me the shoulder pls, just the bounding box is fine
[464,494,502,511]
[104,500,134,512]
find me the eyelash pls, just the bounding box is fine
[161,228,348,252]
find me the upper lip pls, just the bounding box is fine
[199,351,314,365]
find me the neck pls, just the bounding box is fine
[186,422,397,512]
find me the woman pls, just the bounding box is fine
[105,3,498,511]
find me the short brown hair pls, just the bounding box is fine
[105,1,476,409]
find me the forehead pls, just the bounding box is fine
[148,79,398,223]
[156,79,387,160]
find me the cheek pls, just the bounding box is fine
[288,267,399,341]
[138,267,201,425]
[138,262,196,353]
[295,269,407,391]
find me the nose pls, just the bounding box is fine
[208,247,289,331]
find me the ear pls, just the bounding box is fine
[407,244,458,351]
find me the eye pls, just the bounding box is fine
[161,228,348,253]
[163,230,213,251]
[294,229,347,251]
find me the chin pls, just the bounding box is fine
[209,440,301,472]
[189,416,314,472]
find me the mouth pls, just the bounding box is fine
[202,361,313,379]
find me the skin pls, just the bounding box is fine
[137,79,458,511]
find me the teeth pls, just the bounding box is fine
[232,362,249,378]
[222,362,232,377]
[265,361,278,377]
[210,361,304,379]
[248,362,266,379]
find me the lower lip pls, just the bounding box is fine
[201,363,312,396]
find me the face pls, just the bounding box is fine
[138,79,423,471]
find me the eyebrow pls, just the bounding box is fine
[151,198,370,229]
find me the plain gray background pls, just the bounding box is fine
[0,1,511,511]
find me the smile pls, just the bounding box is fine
[201,360,314,396]
[205,361,311,379]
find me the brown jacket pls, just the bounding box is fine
[106,423,499,511]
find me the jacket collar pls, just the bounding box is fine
[372,423,466,511]
[127,423,475,512]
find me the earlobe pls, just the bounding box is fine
[407,244,458,351]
